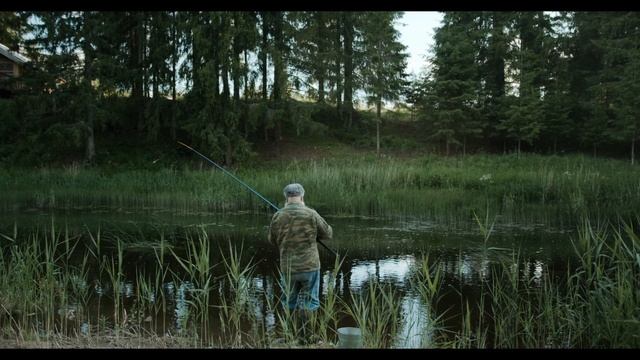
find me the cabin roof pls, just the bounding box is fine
[0,43,30,64]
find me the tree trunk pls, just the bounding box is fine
[191,26,200,94]
[342,13,353,129]
[85,105,95,164]
[131,14,145,132]
[490,13,506,99]
[318,77,325,103]
[335,59,342,114]
[142,15,149,99]
[261,14,268,100]
[376,99,381,157]
[82,29,95,164]
[171,12,177,140]
[272,12,284,103]
[243,50,250,100]
[632,137,636,166]
[213,60,220,100]
[84,52,95,165]
[232,13,241,104]
[553,137,557,155]
[335,16,342,116]
[593,143,597,158]
[517,139,521,158]
[221,15,230,103]
[152,15,158,100]
[260,13,269,142]
[242,50,249,138]
[226,140,233,166]
[152,68,158,99]
[222,56,230,103]
[233,55,240,103]
[463,136,467,157]
[446,139,450,157]
[272,11,285,147]
[316,13,325,103]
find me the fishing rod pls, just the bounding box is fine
[178,141,339,258]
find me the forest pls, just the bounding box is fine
[0,12,638,166]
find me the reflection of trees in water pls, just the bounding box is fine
[79,245,554,345]
[251,274,278,333]
[394,293,431,348]
[241,251,553,347]
[347,255,416,291]
[173,281,193,333]
[23,215,570,345]
[437,251,548,286]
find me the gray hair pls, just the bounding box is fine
[283,183,305,198]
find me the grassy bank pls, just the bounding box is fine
[1,153,639,225]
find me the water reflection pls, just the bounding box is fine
[522,259,545,285]
[91,248,550,347]
[174,281,193,332]
[120,281,134,298]
[81,247,552,347]
[1,211,572,347]
[396,293,430,348]
[349,255,416,291]
[440,253,492,284]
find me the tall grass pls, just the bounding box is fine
[344,278,402,348]
[2,154,639,224]
[313,255,344,344]
[0,215,638,348]
[216,241,256,347]
[436,217,640,348]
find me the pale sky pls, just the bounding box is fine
[141,12,445,98]
[397,11,444,77]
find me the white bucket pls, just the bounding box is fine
[337,327,363,348]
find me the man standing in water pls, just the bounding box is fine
[268,183,333,344]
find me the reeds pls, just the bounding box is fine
[2,154,639,224]
[0,214,638,348]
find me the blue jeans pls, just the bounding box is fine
[280,269,320,311]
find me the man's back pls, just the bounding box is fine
[269,202,332,273]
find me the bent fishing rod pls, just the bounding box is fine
[177,141,339,258]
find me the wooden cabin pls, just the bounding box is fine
[0,42,30,98]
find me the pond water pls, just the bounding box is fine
[0,209,578,347]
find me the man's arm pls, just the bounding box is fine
[315,212,333,242]
[268,213,280,247]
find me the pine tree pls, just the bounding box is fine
[361,11,408,156]
[0,12,27,51]
[596,12,640,164]
[569,12,609,156]
[497,12,549,155]
[427,12,482,156]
